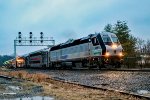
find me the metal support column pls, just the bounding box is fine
[14,40,17,68]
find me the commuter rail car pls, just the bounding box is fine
[26,48,50,68]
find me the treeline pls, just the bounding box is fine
[136,38,150,56]
[0,55,14,66]
[104,20,150,57]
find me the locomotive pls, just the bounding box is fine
[14,32,124,69]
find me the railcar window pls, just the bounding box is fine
[92,38,99,46]
[30,61,40,64]
[111,36,120,44]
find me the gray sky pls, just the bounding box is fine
[0,0,150,55]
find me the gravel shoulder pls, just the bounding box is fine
[39,70,150,95]
[24,69,150,98]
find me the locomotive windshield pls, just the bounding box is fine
[111,36,120,44]
[101,35,112,45]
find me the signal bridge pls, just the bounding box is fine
[14,32,55,67]
[15,37,54,46]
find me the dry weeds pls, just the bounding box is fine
[0,70,49,83]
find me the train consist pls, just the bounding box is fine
[10,32,124,69]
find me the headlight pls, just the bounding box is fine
[105,52,110,57]
[119,52,123,57]
[112,44,117,49]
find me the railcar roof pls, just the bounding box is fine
[28,48,50,55]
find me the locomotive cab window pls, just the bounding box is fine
[111,36,120,44]
[102,35,112,45]
[92,37,99,46]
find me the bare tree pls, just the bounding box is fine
[136,38,145,55]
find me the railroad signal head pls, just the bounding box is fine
[29,32,32,43]
[40,32,43,35]
[40,36,43,39]
[18,32,22,39]
[40,32,43,39]
[40,32,43,43]
[19,40,21,43]
[18,32,22,43]
[29,32,32,39]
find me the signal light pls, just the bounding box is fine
[40,32,43,43]
[40,32,43,39]
[29,32,32,43]
[29,32,32,39]
[18,32,21,39]
[40,32,43,35]
[19,40,21,43]
[18,32,22,43]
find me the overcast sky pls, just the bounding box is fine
[0,0,150,55]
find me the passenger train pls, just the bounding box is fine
[11,32,124,69]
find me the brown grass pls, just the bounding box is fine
[0,71,8,76]
[0,70,50,83]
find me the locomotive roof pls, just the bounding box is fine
[50,32,115,51]
[50,33,98,51]
[100,31,116,37]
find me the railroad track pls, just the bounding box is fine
[14,67,150,72]
[52,76,150,100]
[0,75,12,80]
